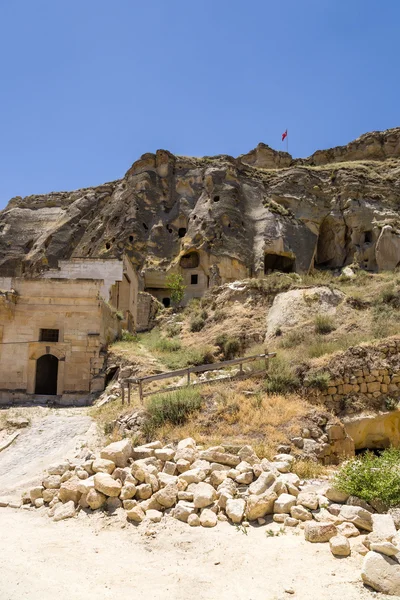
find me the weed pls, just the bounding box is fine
[120,330,137,342]
[143,388,203,440]
[213,309,227,322]
[306,371,330,391]
[165,323,182,338]
[334,447,400,507]
[314,314,336,335]
[385,397,399,411]
[190,315,206,332]
[235,524,248,535]
[215,334,241,360]
[291,459,328,479]
[279,330,305,349]
[263,356,299,394]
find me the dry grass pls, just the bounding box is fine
[291,459,330,479]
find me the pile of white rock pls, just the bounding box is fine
[23,437,400,595]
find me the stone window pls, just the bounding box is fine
[180,252,200,269]
[178,228,187,238]
[213,195,220,202]
[39,329,59,343]
[191,274,198,285]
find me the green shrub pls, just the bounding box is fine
[190,315,205,332]
[213,309,226,322]
[154,337,181,352]
[215,334,241,360]
[120,330,137,342]
[165,323,182,338]
[165,273,186,306]
[161,345,215,370]
[279,330,305,349]
[263,356,300,394]
[314,314,336,335]
[146,388,202,428]
[378,285,400,308]
[307,371,330,391]
[334,448,400,507]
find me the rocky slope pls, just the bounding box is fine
[1,128,400,278]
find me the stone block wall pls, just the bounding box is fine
[305,337,400,414]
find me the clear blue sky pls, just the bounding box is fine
[0,1,398,209]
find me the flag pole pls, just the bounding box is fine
[286,129,289,154]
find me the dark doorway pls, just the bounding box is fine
[35,354,59,395]
[162,297,171,308]
[264,253,295,274]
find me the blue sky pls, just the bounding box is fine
[0,1,398,209]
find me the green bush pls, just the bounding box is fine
[120,330,137,342]
[279,330,305,349]
[307,371,330,391]
[165,323,182,338]
[263,356,300,394]
[314,314,336,335]
[146,388,202,428]
[213,309,226,322]
[215,334,241,360]
[334,448,400,508]
[154,337,181,352]
[190,315,205,332]
[161,345,215,370]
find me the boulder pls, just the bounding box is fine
[290,505,312,521]
[120,483,137,500]
[193,483,217,508]
[146,509,163,523]
[248,471,276,495]
[177,438,196,450]
[188,513,200,527]
[339,505,372,531]
[226,499,246,524]
[42,475,62,490]
[86,489,107,510]
[155,483,178,508]
[92,458,115,474]
[163,461,177,476]
[29,486,44,502]
[362,551,400,595]
[371,514,396,541]
[106,497,122,512]
[126,505,146,522]
[336,522,360,538]
[198,450,240,467]
[179,468,206,485]
[210,470,228,487]
[274,494,297,514]
[245,491,277,521]
[329,535,351,557]
[53,500,76,521]
[154,448,175,462]
[131,463,146,483]
[304,521,337,543]
[59,478,81,504]
[47,462,70,476]
[93,473,122,497]
[101,439,133,467]
[42,489,58,504]
[238,445,259,465]
[296,492,319,511]
[324,486,349,503]
[370,542,399,557]
[136,484,153,500]
[200,508,217,527]
[173,501,196,522]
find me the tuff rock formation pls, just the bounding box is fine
[1,128,400,283]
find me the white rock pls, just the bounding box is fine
[163,461,177,476]
[177,438,196,450]
[304,521,337,543]
[47,462,70,476]
[59,478,81,504]
[193,482,217,508]
[179,468,206,484]
[93,473,122,497]
[324,485,349,503]
[371,513,397,541]
[362,551,400,595]
[92,458,115,474]
[29,486,44,502]
[274,494,297,514]
[296,492,319,510]
[339,505,372,531]
[146,509,163,523]
[126,505,145,522]
[330,534,351,557]
[42,475,62,490]
[245,491,277,521]
[290,505,312,521]
[101,439,133,467]
[86,489,107,510]
[155,483,178,508]
[53,500,76,521]
[154,448,175,462]
[131,446,154,460]
[188,513,200,527]
[120,483,137,500]
[248,471,276,495]
[370,541,399,557]
[173,501,196,522]
[210,470,228,487]
[285,517,299,527]
[200,508,217,527]
[226,498,246,524]
[337,522,360,538]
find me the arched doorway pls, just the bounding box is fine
[35,355,59,395]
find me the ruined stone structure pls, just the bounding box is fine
[2,128,400,308]
[0,256,140,405]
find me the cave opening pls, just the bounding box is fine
[178,228,187,238]
[162,297,171,308]
[264,253,295,274]
[180,252,200,268]
[364,230,373,244]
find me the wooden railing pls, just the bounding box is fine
[120,350,276,405]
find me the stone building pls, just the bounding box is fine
[0,256,139,405]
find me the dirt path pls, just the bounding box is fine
[0,508,385,600]
[0,409,95,499]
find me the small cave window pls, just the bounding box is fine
[364,231,373,244]
[106,242,111,250]
[180,252,200,269]
[143,223,148,230]
[213,195,220,202]
[129,235,134,242]
[191,274,198,285]
[178,228,187,238]
[166,225,173,233]
[40,329,59,342]
[162,297,171,308]
[264,253,295,274]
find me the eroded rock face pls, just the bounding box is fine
[2,128,400,280]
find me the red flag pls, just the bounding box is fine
[282,129,288,142]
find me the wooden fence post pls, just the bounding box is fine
[121,384,125,405]
[264,349,270,374]
[128,382,131,406]
[138,380,144,405]
[187,368,191,386]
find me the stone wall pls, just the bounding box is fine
[136,292,161,332]
[305,337,400,414]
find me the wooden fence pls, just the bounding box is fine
[120,350,276,405]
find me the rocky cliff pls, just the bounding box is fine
[1,127,400,280]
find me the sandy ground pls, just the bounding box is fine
[0,408,95,500]
[0,507,386,600]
